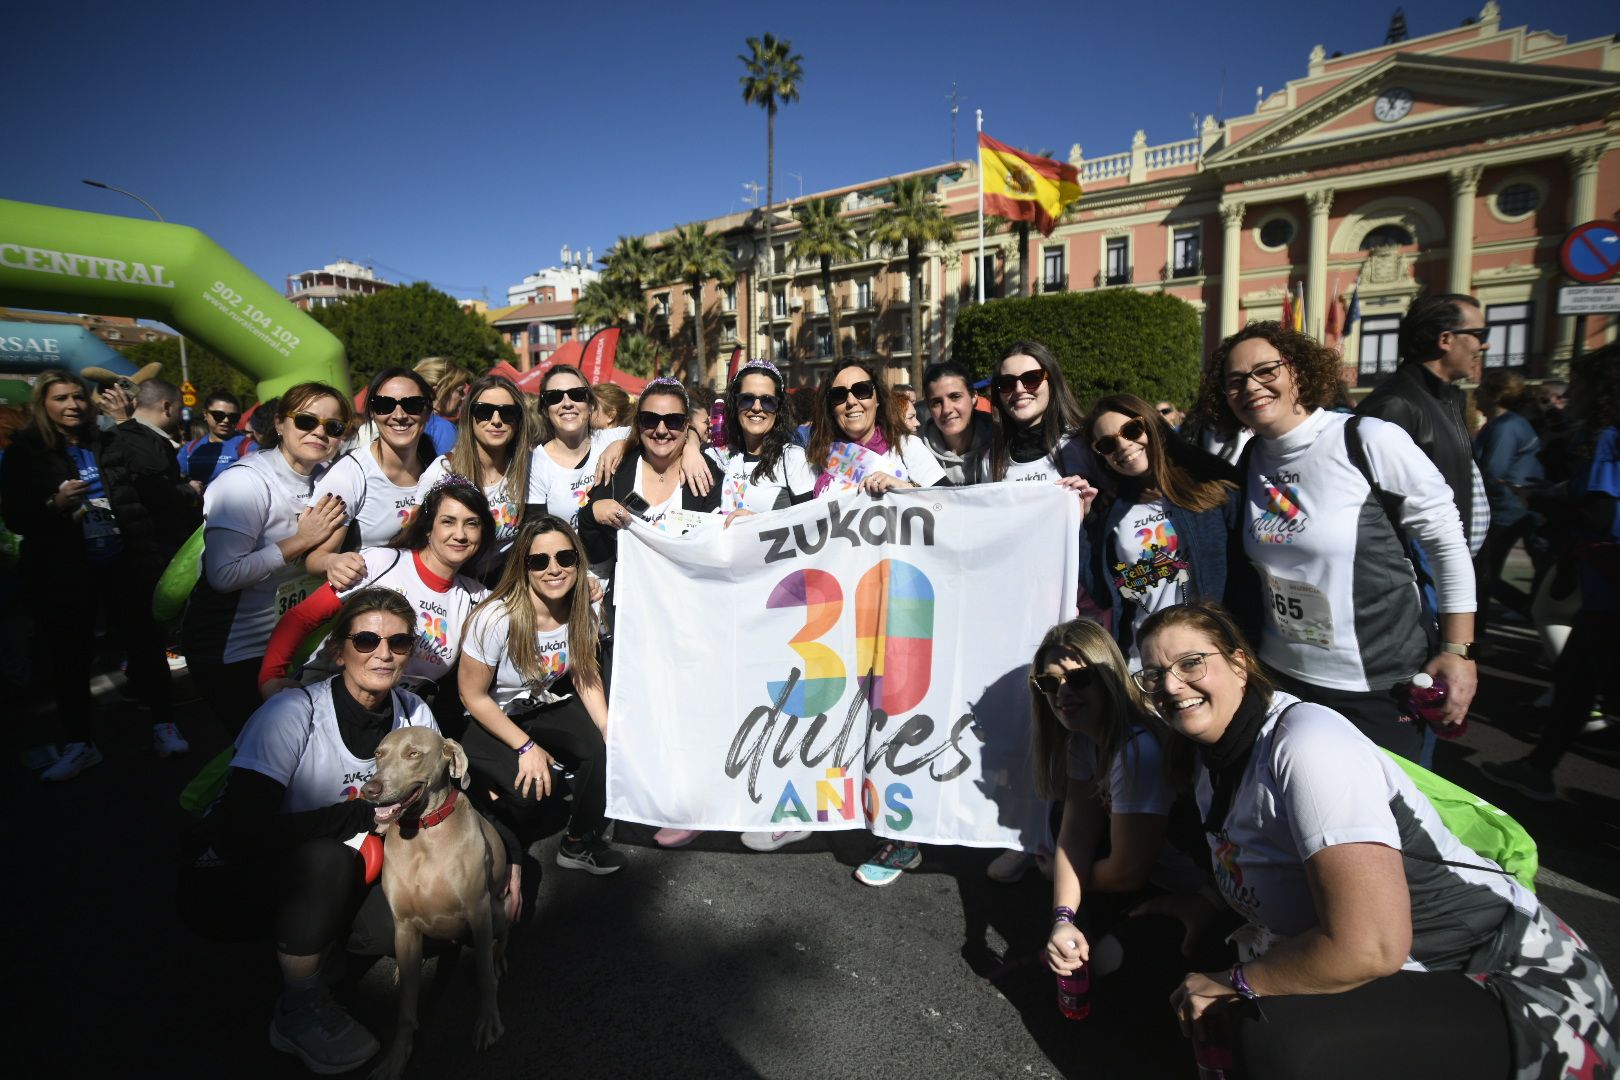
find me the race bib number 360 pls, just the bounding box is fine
[275,573,323,616]
[1264,572,1333,649]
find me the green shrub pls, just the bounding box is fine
[950,290,1203,409]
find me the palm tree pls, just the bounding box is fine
[600,235,658,329]
[658,222,736,385]
[616,333,655,379]
[575,278,640,333]
[790,198,860,365]
[870,175,957,388]
[739,33,803,375]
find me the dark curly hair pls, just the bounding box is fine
[1569,342,1620,457]
[1195,322,1347,437]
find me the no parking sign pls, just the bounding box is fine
[1561,221,1620,284]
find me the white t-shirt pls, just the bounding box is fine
[1066,725,1204,892]
[312,444,421,549]
[814,435,947,496]
[417,454,522,567]
[528,426,629,528]
[709,443,816,514]
[462,601,573,711]
[232,677,438,813]
[1112,498,1191,660]
[1201,692,1533,966]
[979,434,1092,485]
[197,449,325,663]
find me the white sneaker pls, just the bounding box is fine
[740,830,811,852]
[987,849,1035,883]
[41,742,103,782]
[165,649,188,671]
[153,722,190,758]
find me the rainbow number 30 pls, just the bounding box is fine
[766,559,934,717]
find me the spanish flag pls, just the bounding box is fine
[979,133,1082,236]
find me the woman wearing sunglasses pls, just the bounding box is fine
[183,382,354,735]
[1195,323,1476,760]
[1079,393,1246,661]
[305,367,438,591]
[1135,601,1615,1080]
[806,360,946,497]
[1032,619,1212,1000]
[459,516,626,875]
[528,365,631,530]
[417,374,531,581]
[712,359,816,519]
[983,341,1094,487]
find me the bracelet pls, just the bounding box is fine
[1229,963,1260,1000]
[516,740,535,757]
[1052,906,1077,925]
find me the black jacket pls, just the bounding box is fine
[578,449,725,571]
[0,425,160,573]
[103,419,203,562]
[1356,360,1477,542]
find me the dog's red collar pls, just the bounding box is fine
[416,784,458,829]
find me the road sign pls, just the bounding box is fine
[1560,221,1620,283]
[180,380,198,407]
[1558,284,1620,316]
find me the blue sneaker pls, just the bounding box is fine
[854,841,921,887]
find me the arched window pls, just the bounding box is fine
[1360,224,1414,251]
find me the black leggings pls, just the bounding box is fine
[460,695,607,841]
[1530,608,1619,771]
[1223,970,1511,1080]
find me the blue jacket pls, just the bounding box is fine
[1473,410,1543,527]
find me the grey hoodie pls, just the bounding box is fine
[919,412,993,486]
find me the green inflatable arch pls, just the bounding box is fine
[0,198,348,400]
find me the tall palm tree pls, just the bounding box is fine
[601,235,659,329]
[870,175,957,388]
[790,198,860,364]
[658,222,736,385]
[575,278,640,333]
[616,333,655,379]
[739,33,803,375]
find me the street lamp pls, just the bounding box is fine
[81,179,190,397]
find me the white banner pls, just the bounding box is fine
[605,484,1080,848]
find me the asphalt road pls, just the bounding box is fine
[15,572,1617,1079]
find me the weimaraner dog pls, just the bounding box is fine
[362,727,508,1080]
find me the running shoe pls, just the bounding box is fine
[41,742,102,783]
[165,649,188,672]
[854,841,921,887]
[23,744,59,772]
[268,994,379,1075]
[556,838,627,875]
[653,828,702,848]
[741,830,811,852]
[986,849,1035,883]
[152,722,190,758]
[1480,758,1557,803]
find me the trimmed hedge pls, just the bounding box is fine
[950,290,1203,409]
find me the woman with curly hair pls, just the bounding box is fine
[1194,322,1476,760]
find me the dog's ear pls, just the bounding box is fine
[443,738,470,788]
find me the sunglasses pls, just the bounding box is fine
[993,369,1048,395]
[1452,327,1491,343]
[471,402,522,425]
[1030,666,1100,697]
[525,549,580,571]
[542,386,592,407]
[207,410,240,424]
[1157,406,1176,416]
[736,392,780,414]
[1093,417,1148,457]
[637,410,689,432]
[286,412,347,440]
[827,381,876,407]
[347,631,415,655]
[369,395,429,417]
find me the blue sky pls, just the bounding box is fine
[10,0,1614,305]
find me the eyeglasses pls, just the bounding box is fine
[1093,417,1148,457]
[470,402,522,425]
[1132,652,1216,694]
[525,549,580,571]
[736,392,780,414]
[347,631,415,655]
[1030,665,1099,698]
[1222,359,1293,397]
[637,410,689,432]
[827,381,876,407]
[993,369,1048,396]
[542,386,592,406]
[207,410,240,424]
[286,412,347,440]
[1451,327,1491,344]
[369,395,429,417]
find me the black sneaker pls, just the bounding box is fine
[556,838,626,875]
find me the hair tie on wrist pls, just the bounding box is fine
[1052,906,1077,925]
[516,740,535,756]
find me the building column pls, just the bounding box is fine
[1557,145,1605,357]
[1219,200,1246,336]
[1448,164,1483,295]
[1305,188,1334,340]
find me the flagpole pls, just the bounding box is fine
[976,109,985,305]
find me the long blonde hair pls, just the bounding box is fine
[26,369,91,452]
[1028,618,1160,801]
[465,515,599,689]
[448,374,530,505]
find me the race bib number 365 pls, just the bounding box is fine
[1264,572,1333,649]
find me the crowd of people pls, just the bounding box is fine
[3,294,1615,1078]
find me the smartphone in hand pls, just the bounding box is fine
[620,493,651,519]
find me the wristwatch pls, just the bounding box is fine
[1440,641,1478,661]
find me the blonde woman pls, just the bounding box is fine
[413,356,471,456]
[457,515,623,875]
[417,374,530,579]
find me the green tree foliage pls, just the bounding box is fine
[307,282,515,386]
[950,290,1203,409]
[739,32,803,370]
[869,175,956,388]
[122,337,257,403]
[576,278,643,333]
[616,334,655,379]
[657,223,736,385]
[790,198,860,364]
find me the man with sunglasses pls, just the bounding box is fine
[178,389,247,491]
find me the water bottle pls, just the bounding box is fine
[708,399,728,450]
[1404,673,1462,739]
[1193,1035,1235,1079]
[1055,963,1090,1021]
